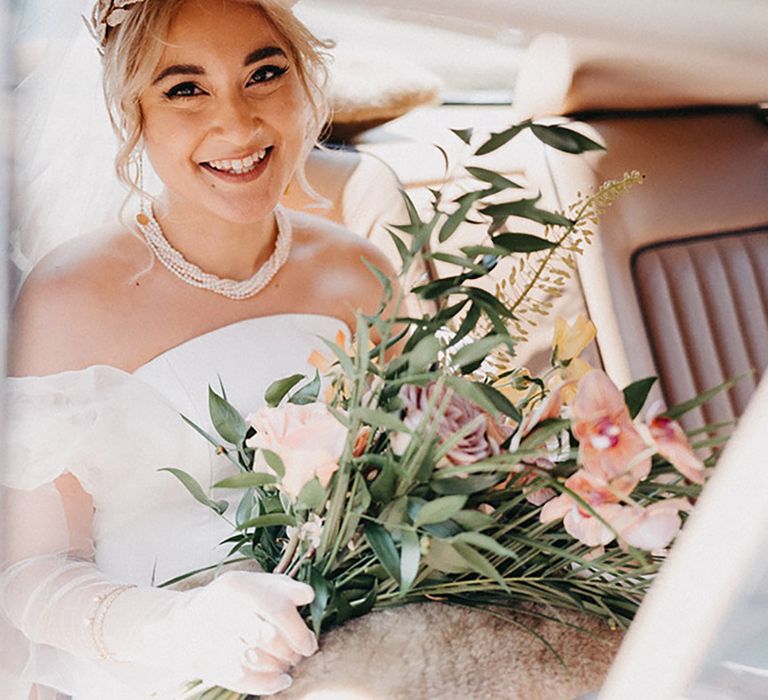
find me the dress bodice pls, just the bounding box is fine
[4,313,348,587]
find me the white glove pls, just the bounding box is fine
[1,555,317,696]
[108,570,318,695]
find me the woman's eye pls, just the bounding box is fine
[164,82,204,99]
[247,65,288,86]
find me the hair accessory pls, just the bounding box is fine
[136,206,293,300]
[86,0,300,52]
[86,1,145,51]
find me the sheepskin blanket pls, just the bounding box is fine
[277,602,623,700]
[174,571,622,699]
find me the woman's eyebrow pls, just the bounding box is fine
[244,46,286,66]
[152,47,286,85]
[153,64,204,84]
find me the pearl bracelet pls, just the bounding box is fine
[88,585,135,660]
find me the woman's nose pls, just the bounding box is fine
[211,93,259,143]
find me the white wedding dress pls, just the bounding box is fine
[1,313,348,700]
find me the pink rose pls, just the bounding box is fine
[396,383,504,466]
[246,403,347,499]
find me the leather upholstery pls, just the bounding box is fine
[634,228,768,428]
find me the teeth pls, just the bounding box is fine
[207,148,268,174]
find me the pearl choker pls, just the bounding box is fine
[136,206,292,300]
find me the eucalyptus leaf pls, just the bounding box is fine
[265,374,305,408]
[450,335,507,371]
[424,538,473,574]
[321,338,356,378]
[481,197,573,228]
[159,468,228,516]
[452,531,519,560]
[519,418,570,450]
[364,524,401,583]
[399,529,421,594]
[352,406,411,433]
[213,472,278,489]
[369,459,398,503]
[460,245,507,258]
[452,541,510,591]
[407,334,441,373]
[385,227,410,265]
[530,123,605,154]
[475,121,531,156]
[439,190,486,243]
[362,257,394,299]
[309,567,331,636]
[427,251,488,275]
[623,377,658,419]
[237,513,296,530]
[235,489,256,528]
[260,448,286,478]
[295,478,327,512]
[289,372,322,406]
[431,474,502,495]
[493,232,558,253]
[208,387,246,445]
[465,166,522,189]
[450,303,482,349]
[414,495,467,527]
[471,382,522,422]
[451,509,495,531]
[451,127,474,144]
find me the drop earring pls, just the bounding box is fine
[136,151,150,227]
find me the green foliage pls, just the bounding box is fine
[175,117,726,700]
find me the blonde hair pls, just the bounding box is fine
[100,0,332,200]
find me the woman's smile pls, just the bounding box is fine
[200,145,273,183]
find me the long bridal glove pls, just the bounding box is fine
[0,552,317,696]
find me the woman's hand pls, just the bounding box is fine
[109,571,318,695]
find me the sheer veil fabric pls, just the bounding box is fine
[11,0,160,294]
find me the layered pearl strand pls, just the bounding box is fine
[136,205,292,300]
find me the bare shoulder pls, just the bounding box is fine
[289,211,398,324]
[9,225,148,376]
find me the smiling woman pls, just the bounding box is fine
[1,1,398,698]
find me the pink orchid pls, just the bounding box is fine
[541,494,626,547]
[646,409,706,484]
[610,499,691,551]
[572,370,651,484]
[541,467,691,550]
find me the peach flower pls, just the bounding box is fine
[572,370,651,484]
[541,469,691,550]
[610,499,691,551]
[246,403,347,499]
[552,314,596,363]
[645,406,706,484]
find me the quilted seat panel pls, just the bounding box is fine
[633,228,768,429]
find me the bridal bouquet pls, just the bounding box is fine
[165,119,731,698]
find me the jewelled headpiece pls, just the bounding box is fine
[86,0,299,52]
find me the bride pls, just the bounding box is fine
[1,0,396,698]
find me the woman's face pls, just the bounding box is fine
[140,0,308,225]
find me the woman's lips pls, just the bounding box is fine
[200,146,273,184]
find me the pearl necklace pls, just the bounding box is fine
[136,206,292,300]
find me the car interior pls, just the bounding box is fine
[3,0,768,698]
